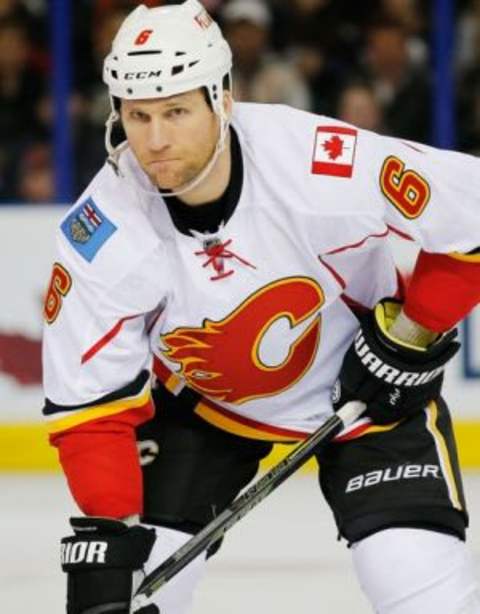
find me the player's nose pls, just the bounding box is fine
[147,118,171,151]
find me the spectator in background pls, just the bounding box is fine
[221,0,312,110]
[336,81,384,133]
[0,17,45,127]
[198,0,225,11]
[72,7,131,190]
[271,0,376,67]
[457,0,480,154]
[83,8,130,128]
[268,0,379,116]
[270,0,339,56]
[2,89,89,202]
[379,0,428,68]
[0,0,46,45]
[290,41,340,115]
[456,0,480,72]
[0,2,49,109]
[0,15,47,201]
[93,0,159,16]
[361,20,431,143]
[15,142,54,203]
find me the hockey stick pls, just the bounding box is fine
[131,400,365,610]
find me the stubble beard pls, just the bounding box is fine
[154,160,201,191]
[154,133,218,191]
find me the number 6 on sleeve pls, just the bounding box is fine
[44,262,72,324]
[380,155,431,219]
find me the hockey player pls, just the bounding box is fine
[43,1,480,613]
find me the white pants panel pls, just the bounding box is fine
[139,524,207,614]
[352,528,480,614]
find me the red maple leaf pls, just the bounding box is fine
[322,135,344,160]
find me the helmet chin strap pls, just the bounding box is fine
[104,97,230,198]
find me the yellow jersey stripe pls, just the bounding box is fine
[46,388,151,434]
[448,251,480,263]
[361,422,401,435]
[425,401,462,510]
[165,373,182,393]
[194,402,301,442]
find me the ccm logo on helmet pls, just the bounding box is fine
[124,71,162,80]
[61,541,108,565]
[354,331,444,386]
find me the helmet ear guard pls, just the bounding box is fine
[102,0,233,193]
[104,98,124,163]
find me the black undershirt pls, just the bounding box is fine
[163,126,243,235]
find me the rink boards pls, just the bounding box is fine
[1,419,480,472]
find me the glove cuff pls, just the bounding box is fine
[62,517,156,572]
[374,301,429,353]
[372,300,459,366]
[385,306,439,348]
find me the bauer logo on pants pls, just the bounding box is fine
[345,464,441,493]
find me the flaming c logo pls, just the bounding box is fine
[161,277,324,404]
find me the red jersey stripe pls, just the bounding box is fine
[318,256,346,289]
[386,224,414,241]
[197,398,310,441]
[81,315,139,364]
[325,229,389,255]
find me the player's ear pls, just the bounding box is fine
[223,90,233,121]
[117,98,126,124]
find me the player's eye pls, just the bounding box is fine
[130,110,149,121]
[166,107,189,119]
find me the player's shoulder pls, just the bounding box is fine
[232,101,320,141]
[233,101,377,163]
[55,154,164,285]
[233,103,379,217]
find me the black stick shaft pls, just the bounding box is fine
[132,401,365,607]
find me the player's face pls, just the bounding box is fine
[121,89,221,190]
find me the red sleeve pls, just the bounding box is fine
[50,402,154,518]
[404,250,480,332]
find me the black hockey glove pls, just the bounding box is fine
[61,516,158,614]
[332,299,460,425]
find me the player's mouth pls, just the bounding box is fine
[148,159,179,171]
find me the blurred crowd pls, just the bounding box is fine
[1,0,479,203]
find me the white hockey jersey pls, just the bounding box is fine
[42,102,480,442]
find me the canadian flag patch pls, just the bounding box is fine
[311,126,357,178]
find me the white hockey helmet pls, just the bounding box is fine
[103,0,231,105]
[103,0,233,193]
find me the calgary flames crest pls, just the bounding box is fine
[161,277,324,404]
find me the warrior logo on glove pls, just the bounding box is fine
[332,299,460,424]
[61,540,108,565]
[354,330,445,390]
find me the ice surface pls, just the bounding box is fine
[1,472,479,613]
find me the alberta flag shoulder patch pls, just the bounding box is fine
[61,197,117,262]
[311,126,357,178]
